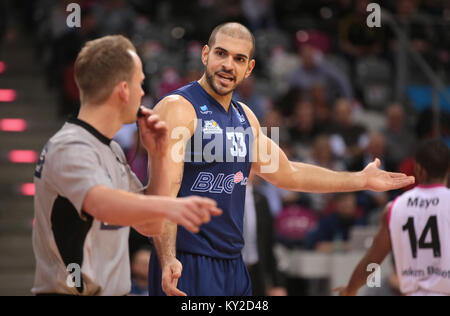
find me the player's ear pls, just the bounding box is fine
[244,59,255,79]
[201,45,210,66]
[118,81,129,103]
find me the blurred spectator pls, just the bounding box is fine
[257,180,284,218]
[304,135,346,213]
[268,46,300,96]
[308,134,346,173]
[304,193,365,252]
[348,131,394,172]
[310,84,332,133]
[157,67,185,99]
[275,203,318,248]
[234,77,272,121]
[214,0,247,26]
[241,0,277,32]
[334,0,354,19]
[125,131,149,185]
[393,0,434,54]
[261,109,289,142]
[130,248,151,296]
[389,0,436,79]
[419,0,445,17]
[289,38,354,103]
[382,103,415,170]
[243,182,287,296]
[328,98,368,162]
[276,87,302,117]
[295,29,332,55]
[338,0,386,63]
[95,0,137,37]
[288,99,319,160]
[435,1,450,75]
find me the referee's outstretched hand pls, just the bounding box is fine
[167,196,222,234]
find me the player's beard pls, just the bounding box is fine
[205,67,240,96]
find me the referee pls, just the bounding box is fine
[32,35,221,296]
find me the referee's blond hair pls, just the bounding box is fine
[74,35,136,105]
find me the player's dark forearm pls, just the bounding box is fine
[346,226,391,295]
[346,258,372,296]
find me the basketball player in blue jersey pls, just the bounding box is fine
[148,22,415,296]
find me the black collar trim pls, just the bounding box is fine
[67,117,112,145]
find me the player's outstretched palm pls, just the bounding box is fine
[362,158,415,192]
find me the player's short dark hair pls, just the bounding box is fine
[208,22,255,59]
[74,35,136,104]
[415,139,450,180]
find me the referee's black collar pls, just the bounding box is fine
[67,117,112,146]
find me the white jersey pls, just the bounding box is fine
[389,185,450,296]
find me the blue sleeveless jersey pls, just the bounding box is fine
[166,81,253,259]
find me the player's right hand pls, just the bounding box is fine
[167,196,222,233]
[162,257,186,296]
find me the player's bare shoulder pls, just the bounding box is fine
[154,94,197,134]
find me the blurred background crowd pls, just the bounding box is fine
[1,0,449,296]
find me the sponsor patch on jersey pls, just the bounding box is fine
[203,120,223,134]
[200,105,212,115]
[234,171,244,183]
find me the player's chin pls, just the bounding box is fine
[214,81,236,96]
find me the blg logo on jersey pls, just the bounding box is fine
[191,171,248,194]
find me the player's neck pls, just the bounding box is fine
[78,103,122,139]
[198,76,232,112]
[418,178,447,187]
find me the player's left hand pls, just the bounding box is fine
[362,158,415,192]
[137,106,169,158]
